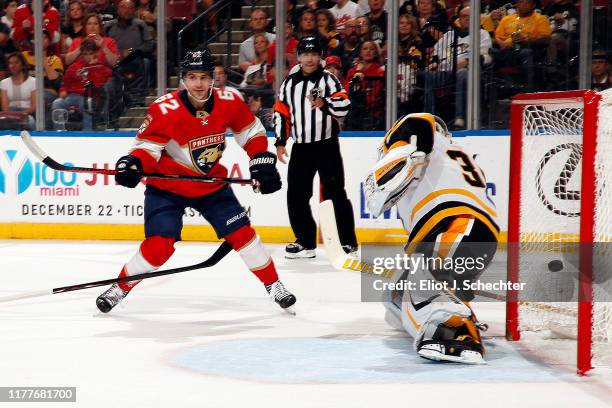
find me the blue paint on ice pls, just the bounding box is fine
[173,336,574,384]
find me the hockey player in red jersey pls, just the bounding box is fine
[96,49,296,313]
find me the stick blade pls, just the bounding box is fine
[319,200,343,264]
[20,130,47,161]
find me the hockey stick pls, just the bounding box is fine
[319,200,396,277]
[20,131,255,186]
[320,201,506,303]
[0,241,232,303]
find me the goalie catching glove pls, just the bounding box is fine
[115,155,143,188]
[249,151,282,194]
[365,143,426,218]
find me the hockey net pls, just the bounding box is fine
[507,89,612,374]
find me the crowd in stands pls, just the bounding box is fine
[230,0,611,130]
[0,0,610,131]
[0,0,155,130]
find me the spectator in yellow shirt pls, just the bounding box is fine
[493,0,551,91]
[495,0,551,50]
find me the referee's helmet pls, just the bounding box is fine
[297,36,323,55]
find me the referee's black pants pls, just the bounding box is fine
[287,137,357,249]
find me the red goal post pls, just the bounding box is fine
[506,89,612,375]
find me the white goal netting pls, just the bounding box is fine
[515,89,612,368]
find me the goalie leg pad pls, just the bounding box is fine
[412,291,486,364]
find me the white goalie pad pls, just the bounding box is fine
[365,144,427,218]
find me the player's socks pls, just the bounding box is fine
[96,283,129,313]
[285,242,315,259]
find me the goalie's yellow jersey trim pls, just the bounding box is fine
[410,188,498,221]
[406,206,500,253]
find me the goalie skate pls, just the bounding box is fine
[96,284,129,313]
[417,336,486,365]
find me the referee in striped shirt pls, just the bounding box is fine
[274,36,358,259]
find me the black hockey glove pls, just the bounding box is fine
[249,151,281,194]
[115,155,143,188]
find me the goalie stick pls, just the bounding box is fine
[319,200,375,274]
[320,200,502,305]
[0,242,232,304]
[20,131,255,186]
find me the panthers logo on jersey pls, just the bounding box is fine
[189,133,225,174]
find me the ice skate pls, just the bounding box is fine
[285,242,315,259]
[265,280,297,315]
[417,334,486,365]
[96,284,129,313]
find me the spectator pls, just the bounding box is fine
[329,19,362,76]
[22,30,64,129]
[356,15,372,42]
[330,0,364,32]
[66,13,118,68]
[240,33,270,88]
[1,0,18,28]
[51,39,113,130]
[0,20,16,79]
[399,0,416,15]
[264,56,290,99]
[270,0,300,31]
[591,50,611,92]
[267,20,299,69]
[0,52,35,129]
[415,0,448,61]
[495,0,552,91]
[345,40,385,130]
[475,1,514,36]
[135,0,156,37]
[296,9,318,39]
[213,63,243,100]
[324,55,343,81]
[425,4,492,128]
[366,0,387,51]
[399,13,422,59]
[398,14,423,115]
[399,0,447,16]
[60,0,85,57]
[12,0,61,51]
[105,0,154,107]
[81,0,114,17]
[544,0,579,32]
[316,9,340,54]
[543,0,578,67]
[323,55,346,128]
[299,0,336,14]
[238,8,275,72]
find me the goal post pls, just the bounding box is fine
[506,89,612,375]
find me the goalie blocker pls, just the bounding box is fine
[365,113,499,364]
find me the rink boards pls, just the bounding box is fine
[0,131,508,243]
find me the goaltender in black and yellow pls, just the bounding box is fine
[364,113,499,364]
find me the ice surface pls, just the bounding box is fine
[0,241,610,408]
